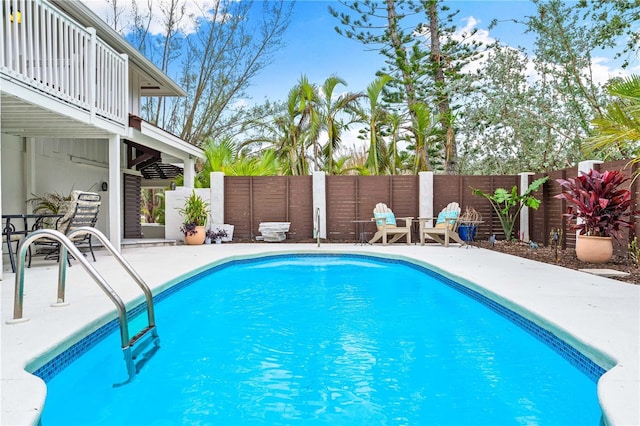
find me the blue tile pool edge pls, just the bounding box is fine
[32,252,607,385]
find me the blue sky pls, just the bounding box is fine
[91,0,633,110]
[247,0,542,103]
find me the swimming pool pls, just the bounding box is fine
[39,254,603,424]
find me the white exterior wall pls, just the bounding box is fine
[1,138,110,234]
[34,140,110,234]
[1,136,26,216]
[164,187,212,242]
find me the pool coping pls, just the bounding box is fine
[1,244,639,425]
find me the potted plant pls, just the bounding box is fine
[457,207,483,242]
[207,228,228,244]
[178,191,210,245]
[555,169,635,263]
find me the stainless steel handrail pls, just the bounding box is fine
[66,227,156,328]
[7,227,160,382]
[315,207,321,247]
[7,229,130,350]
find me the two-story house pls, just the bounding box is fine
[1,0,204,276]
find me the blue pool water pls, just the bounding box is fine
[41,255,602,425]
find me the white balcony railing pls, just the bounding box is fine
[1,0,127,126]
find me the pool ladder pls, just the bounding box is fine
[6,227,160,385]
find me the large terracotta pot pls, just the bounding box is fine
[184,226,206,245]
[575,235,613,263]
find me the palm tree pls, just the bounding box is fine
[587,75,640,173]
[383,111,404,175]
[226,149,279,176]
[315,75,362,174]
[409,102,440,173]
[352,75,393,174]
[261,77,317,175]
[196,137,237,187]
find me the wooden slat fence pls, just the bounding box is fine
[224,176,313,241]
[221,159,637,253]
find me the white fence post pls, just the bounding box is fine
[210,172,225,225]
[313,171,326,239]
[419,172,434,224]
[519,172,535,242]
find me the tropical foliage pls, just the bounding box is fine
[586,75,640,173]
[178,190,209,235]
[555,170,635,239]
[472,177,549,240]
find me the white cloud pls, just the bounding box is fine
[455,15,630,87]
[88,0,219,36]
[590,56,632,85]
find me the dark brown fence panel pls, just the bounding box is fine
[448,175,519,241]
[224,177,252,240]
[326,176,359,241]
[529,160,637,255]
[287,176,313,240]
[224,160,636,249]
[224,176,313,241]
[325,175,418,242]
[531,168,577,249]
[390,175,419,219]
[252,177,289,239]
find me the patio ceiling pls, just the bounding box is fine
[1,92,113,139]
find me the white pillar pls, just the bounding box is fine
[210,172,225,225]
[519,172,535,242]
[183,157,196,189]
[578,160,603,175]
[108,134,122,251]
[0,141,3,280]
[419,171,434,223]
[312,171,326,239]
[25,138,36,213]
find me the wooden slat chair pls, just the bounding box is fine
[29,191,101,267]
[419,202,466,247]
[369,203,412,245]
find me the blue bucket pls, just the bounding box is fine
[458,225,477,242]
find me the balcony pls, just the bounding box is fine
[1,0,127,128]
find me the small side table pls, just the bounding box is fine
[352,220,372,245]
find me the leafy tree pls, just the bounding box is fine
[460,0,637,175]
[117,1,292,146]
[458,45,586,174]
[141,189,165,224]
[408,102,440,173]
[577,0,640,69]
[196,137,278,185]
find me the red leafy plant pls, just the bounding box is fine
[555,169,635,239]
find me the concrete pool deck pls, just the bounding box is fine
[1,243,639,425]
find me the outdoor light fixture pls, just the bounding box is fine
[101,181,108,191]
[10,8,22,24]
[170,182,176,190]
